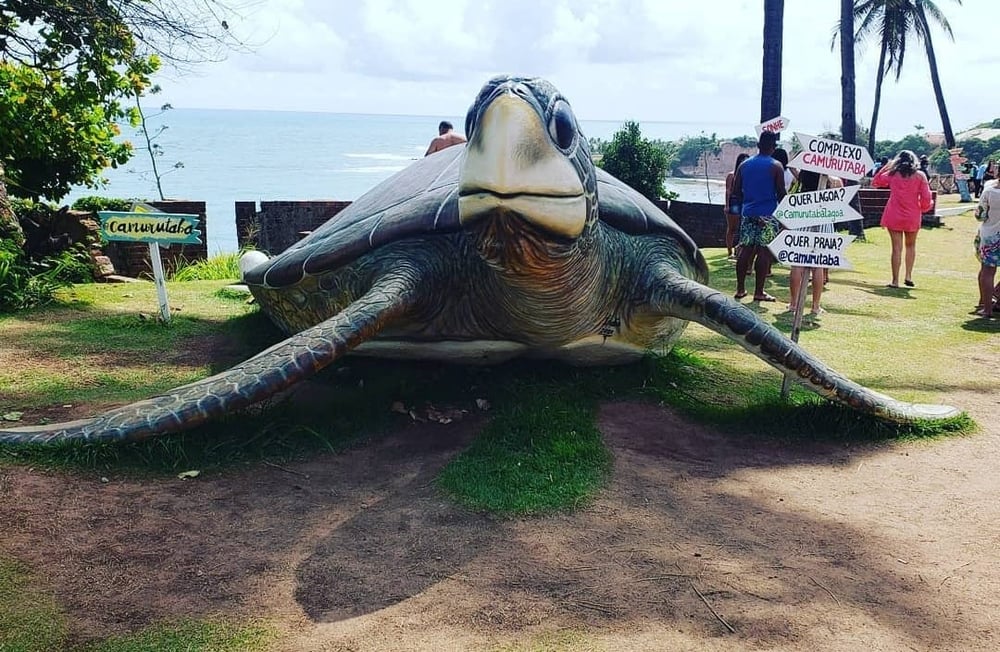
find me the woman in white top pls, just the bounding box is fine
[773,147,797,191]
[787,171,834,316]
[973,179,1000,318]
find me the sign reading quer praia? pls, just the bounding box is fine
[767,230,856,270]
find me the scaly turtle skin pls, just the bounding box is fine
[0,76,960,444]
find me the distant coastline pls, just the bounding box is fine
[67,109,733,254]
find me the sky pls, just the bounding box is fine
[154,0,995,142]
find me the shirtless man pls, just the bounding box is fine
[424,121,467,156]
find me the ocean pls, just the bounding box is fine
[65,109,733,254]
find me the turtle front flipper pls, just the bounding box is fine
[646,267,961,423]
[0,275,419,445]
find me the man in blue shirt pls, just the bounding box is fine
[730,130,787,301]
[975,161,988,198]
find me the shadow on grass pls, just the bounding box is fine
[960,315,1000,333]
[2,349,973,479]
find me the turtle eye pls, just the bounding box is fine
[548,100,577,151]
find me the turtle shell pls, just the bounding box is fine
[244,145,703,288]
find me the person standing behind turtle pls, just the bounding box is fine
[425,120,467,156]
[973,177,1000,318]
[731,130,786,301]
[724,153,749,259]
[871,150,933,289]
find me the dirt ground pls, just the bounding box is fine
[2,374,999,651]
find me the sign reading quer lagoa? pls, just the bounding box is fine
[767,230,856,270]
[756,115,790,136]
[97,207,202,245]
[774,185,865,229]
[789,133,874,181]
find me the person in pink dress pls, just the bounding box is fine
[871,150,934,288]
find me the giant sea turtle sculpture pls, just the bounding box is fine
[0,75,960,445]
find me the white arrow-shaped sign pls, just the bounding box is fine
[756,115,790,136]
[774,185,864,228]
[767,230,856,270]
[789,133,874,181]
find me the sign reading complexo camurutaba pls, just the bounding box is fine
[788,133,875,181]
[97,211,203,245]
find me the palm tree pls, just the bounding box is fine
[839,0,857,144]
[761,0,784,123]
[849,0,961,152]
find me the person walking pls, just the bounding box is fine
[973,178,1000,318]
[871,150,933,289]
[730,131,786,302]
[724,153,749,259]
[974,160,987,199]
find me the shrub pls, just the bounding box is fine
[71,196,137,213]
[0,239,80,312]
[597,121,677,202]
[171,252,242,281]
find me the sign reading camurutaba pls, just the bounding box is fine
[98,211,202,245]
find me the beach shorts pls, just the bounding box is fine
[975,232,1000,266]
[739,215,780,247]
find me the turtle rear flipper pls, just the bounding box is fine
[648,267,961,423]
[0,277,418,445]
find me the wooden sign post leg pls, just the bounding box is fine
[781,174,828,400]
[148,242,171,324]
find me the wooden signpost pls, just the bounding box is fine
[949,148,972,202]
[769,133,874,398]
[97,203,202,324]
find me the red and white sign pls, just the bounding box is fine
[788,133,874,181]
[949,148,968,180]
[756,115,790,136]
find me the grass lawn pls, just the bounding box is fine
[0,207,990,651]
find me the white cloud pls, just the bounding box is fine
[155,0,999,141]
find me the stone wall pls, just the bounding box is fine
[657,199,727,248]
[236,200,352,254]
[857,189,939,228]
[236,198,728,255]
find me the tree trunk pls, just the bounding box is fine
[918,7,956,147]
[868,38,889,157]
[839,0,856,144]
[0,162,25,248]
[760,0,784,124]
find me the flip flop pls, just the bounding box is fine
[886,283,900,289]
[753,293,777,302]
[734,291,748,299]
[904,280,915,287]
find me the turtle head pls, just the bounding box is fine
[458,76,598,273]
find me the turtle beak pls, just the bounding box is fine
[458,88,587,239]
